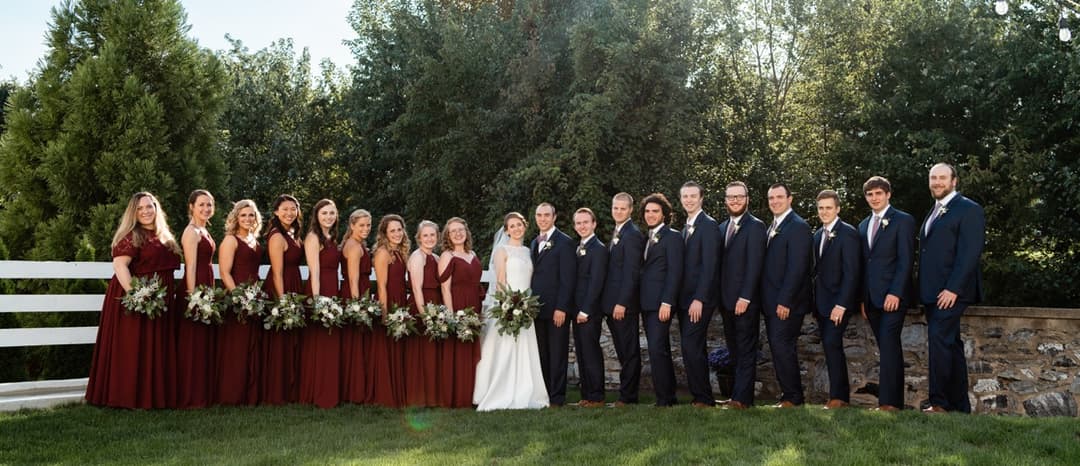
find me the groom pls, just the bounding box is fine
[531,202,577,406]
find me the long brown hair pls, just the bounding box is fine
[307,199,339,249]
[376,214,410,261]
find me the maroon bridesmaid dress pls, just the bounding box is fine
[406,254,442,407]
[299,239,343,409]
[261,228,303,405]
[371,250,408,408]
[439,254,484,408]
[176,232,216,409]
[86,233,179,409]
[215,236,262,405]
[340,244,372,404]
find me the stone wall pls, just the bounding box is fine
[566,306,1080,416]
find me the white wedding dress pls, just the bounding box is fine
[473,244,550,411]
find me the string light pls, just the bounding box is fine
[1059,14,1072,41]
[995,0,1009,15]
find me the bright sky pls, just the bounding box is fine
[0,0,357,81]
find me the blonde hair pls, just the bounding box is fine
[111,192,180,254]
[376,214,410,261]
[415,220,440,248]
[225,199,263,237]
[441,217,473,253]
[349,209,372,226]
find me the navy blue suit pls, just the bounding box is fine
[678,212,720,405]
[718,213,766,405]
[858,206,916,408]
[639,224,682,406]
[919,193,984,413]
[530,228,577,405]
[601,221,644,403]
[572,236,608,402]
[812,220,861,402]
[760,211,812,405]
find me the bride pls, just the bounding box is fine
[473,212,549,410]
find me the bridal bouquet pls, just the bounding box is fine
[385,306,416,340]
[342,294,382,329]
[309,295,346,332]
[226,281,269,323]
[120,274,169,319]
[185,285,226,324]
[264,292,307,331]
[419,303,453,341]
[488,284,541,338]
[453,307,483,343]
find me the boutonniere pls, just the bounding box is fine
[939,206,949,215]
[650,232,660,244]
[612,236,620,245]
[577,245,587,256]
[687,225,696,235]
[733,222,741,232]
[769,228,779,239]
[539,240,552,251]
[828,231,836,240]
[880,218,890,229]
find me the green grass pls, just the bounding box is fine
[2,402,1078,465]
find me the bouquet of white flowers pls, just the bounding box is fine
[453,307,483,343]
[309,295,346,332]
[385,306,416,340]
[120,274,169,319]
[185,285,226,324]
[227,281,269,323]
[418,303,453,341]
[488,284,541,338]
[342,293,382,329]
[264,292,307,331]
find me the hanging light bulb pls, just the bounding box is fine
[1060,16,1072,42]
[994,0,1008,16]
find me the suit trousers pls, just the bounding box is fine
[866,304,906,407]
[604,311,641,403]
[719,305,760,405]
[925,302,971,413]
[642,310,677,406]
[816,312,850,402]
[534,317,570,405]
[764,308,805,404]
[678,305,715,405]
[572,315,605,402]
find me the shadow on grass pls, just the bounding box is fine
[1,403,1079,464]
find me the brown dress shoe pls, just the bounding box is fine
[724,400,749,410]
[691,401,715,408]
[823,399,849,410]
[874,405,900,412]
[577,400,605,408]
[922,405,947,414]
[772,400,797,408]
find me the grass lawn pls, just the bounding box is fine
[2,401,1078,465]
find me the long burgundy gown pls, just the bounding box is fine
[299,239,342,409]
[406,254,442,407]
[261,228,303,405]
[439,254,484,408]
[371,250,408,408]
[175,232,216,409]
[340,243,372,404]
[215,236,262,405]
[86,233,179,409]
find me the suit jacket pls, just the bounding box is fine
[601,221,643,315]
[719,213,766,311]
[679,212,720,309]
[639,224,683,311]
[530,228,577,319]
[573,236,608,318]
[813,220,861,317]
[760,212,812,314]
[858,206,916,309]
[918,194,985,305]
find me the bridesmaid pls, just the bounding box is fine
[299,199,343,409]
[407,220,442,407]
[86,192,180,409]
[177,189,217,409]
[372,214,410,408]
[438,217,484,408]
[216,199,263,406]
[340,209,373,404]
[261,194,304,405]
